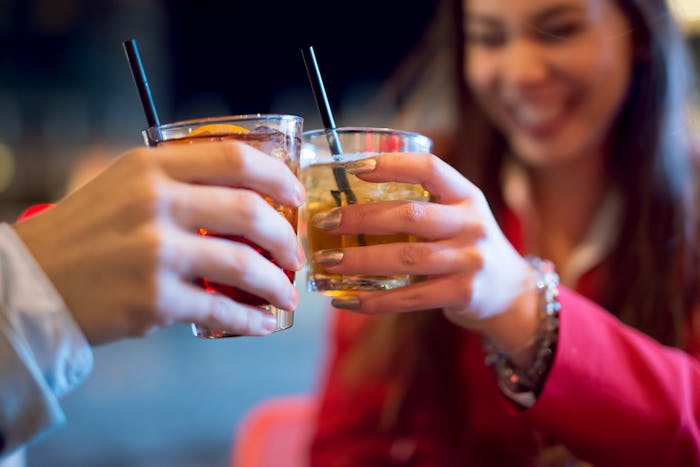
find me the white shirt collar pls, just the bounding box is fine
[502,161,623,287]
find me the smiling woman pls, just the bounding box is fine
[463,0,634,170]
[303,0,700,464]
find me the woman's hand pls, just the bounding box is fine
[14,140,306,344]
[311,153,539,347]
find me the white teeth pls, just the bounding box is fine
[514,105,563,126]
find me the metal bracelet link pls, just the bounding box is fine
[484,256,560,407]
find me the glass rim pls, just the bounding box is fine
[302,126,431,145]
[147,113,302,133]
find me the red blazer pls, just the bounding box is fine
[310,213,700,466]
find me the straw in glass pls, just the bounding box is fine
[301,46,358,206]
[122,38,161,146]
[302,46,366,247]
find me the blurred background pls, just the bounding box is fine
[0,0,698,466]
[0,0,440,219]
[0,0,440,466]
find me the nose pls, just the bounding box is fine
[500,39,549,88]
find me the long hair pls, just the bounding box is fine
[340,0,700,435]
[600,0,699,345]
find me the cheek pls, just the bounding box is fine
[464,50,495,94]
[572,40,632,129]
[464,51,504,121]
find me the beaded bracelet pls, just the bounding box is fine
[484,256,561,408]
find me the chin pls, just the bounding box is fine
[510,137,581,168]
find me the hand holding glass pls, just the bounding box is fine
[301,127,432,295]
[144,114,302,338]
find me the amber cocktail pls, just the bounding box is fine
[301,127,432,295]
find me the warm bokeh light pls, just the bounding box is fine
[671,0,700,31]
[0,142,16,193]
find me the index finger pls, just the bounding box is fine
[152,140,305,207]
[346,153,482,205]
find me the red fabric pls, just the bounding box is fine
[310,219,700,465]
[526,289,700,465]
[231,395,317,467]
[16,203,54,222]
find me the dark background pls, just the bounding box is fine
[165,0,438,118]
[0,0,439,212]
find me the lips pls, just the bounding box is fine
[515,104,564,126]
[503,94,576,138]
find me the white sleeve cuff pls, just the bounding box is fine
[0,313,66,457]
[0,223,93,398]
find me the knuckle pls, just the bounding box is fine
[470,249,485,269]
[396,291,426,311]
[399,243,424,267]
[126,177,168,222]
[472,222,487,240]
[112,230,160,304]
[453,208,471,232]
[137,225,166,267]
[423,154,442,178]
[134,234,178,308]
[457,248,483,270]
[233,190,265,223]
[353,204,369,223]
[396,202,427,225]
[451,274,473,302]
[221,141,248,171]
[457,214,487,241]
[205,295,234,326]
[226,245,254,276]
[126,273,176,338]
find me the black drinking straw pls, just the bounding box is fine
[123,39,161,145]
[301,46,357,206]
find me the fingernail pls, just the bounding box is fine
[331,295,361,310]
[261,314,278,332]
[289,286,299,309]
[345,158,376,175]
[294,181,306,205]
[311,208,342,230]
[314,249,344,267]
[296,242,306,268]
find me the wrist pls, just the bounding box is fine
[483,257,560,407]
[477,266,541,365]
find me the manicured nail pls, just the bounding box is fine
[314,249,344,267]
[331,295,361,310]
[311,208,342,230]
[345,158,376,175]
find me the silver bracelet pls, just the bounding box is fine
[484,256,560,407]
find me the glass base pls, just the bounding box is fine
[191,307,293,338]
[307,274,410,295]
